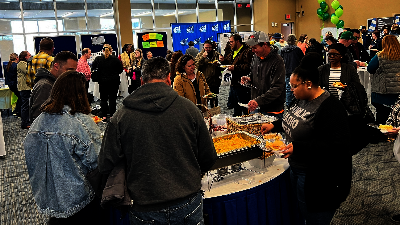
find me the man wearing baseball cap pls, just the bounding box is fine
[240,31,286,119]
[339,31,358,68]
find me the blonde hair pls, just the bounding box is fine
[378,35,400,60]
[103,44,112,59]
[135,49,143,67]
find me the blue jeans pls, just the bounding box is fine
[129,192,204,225]
[19,90,31,127]
[290,167,336,225]
[285,75,294,107]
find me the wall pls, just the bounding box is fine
[254,0,296,35]
[295,0,400,40]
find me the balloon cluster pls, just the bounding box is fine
[316,0,344,28]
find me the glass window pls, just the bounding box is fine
[177,0,197,23]
[236,0,252,32]
[218,1,233,32]
[38,20,58,32]
[86,0,114,31]
[131,1,153,30]
[199,0,217,23]
[56,0,86,32]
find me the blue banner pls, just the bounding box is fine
[171,21,231,52]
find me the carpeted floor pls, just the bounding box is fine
[1,86,400,224]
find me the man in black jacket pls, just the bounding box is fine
[29,51,77,126]
[98,57,217,224]
[349,29,370,63]
[220,34,253,116]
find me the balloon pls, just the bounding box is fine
[317,8,324,16]
[338,5,343,10]
[335,8,343,18]
[322,12,330,21]
[331,0,340,10]
[317,0,324,3]
[331,16,339,24]
[331,13,336,18]
[323,5,329,12]
[336,20,345,28]
[320,1,327,10]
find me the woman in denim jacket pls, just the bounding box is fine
[24,71,103,224]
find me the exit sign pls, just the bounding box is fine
[285,14,291,20]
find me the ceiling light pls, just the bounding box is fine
[62,12,74,17]
[134,11,152,17]
[164,11,187,16]
[100,12,114,17]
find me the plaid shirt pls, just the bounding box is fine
[76,57,91,81]
[387,96,400,127]
[27,51,54,88]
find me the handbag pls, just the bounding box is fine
[91,69,100,82]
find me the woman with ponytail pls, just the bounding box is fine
[261,53,352,225]
[92,44,123,121]
[4,53,21,117]
[17,51,32,128]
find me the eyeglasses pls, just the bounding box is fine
[327,53,341,57]
[290,81,306,89]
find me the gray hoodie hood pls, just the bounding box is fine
[34,68,56,84]
[122,82,178,112]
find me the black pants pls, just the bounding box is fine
[19,90,31,127]
[8,85,21,116]
[372,102,391,125]
[208,85,220,108]
[99,81,119,117]
[227,85,251,117]
[48,198,108,225]
[128,79,141,94]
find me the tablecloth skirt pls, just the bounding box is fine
[203,169,305,225]
[0,111,6,156]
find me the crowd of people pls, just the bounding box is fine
[0,23,398,224]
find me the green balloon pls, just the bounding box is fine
[338,5,343,10]
[317,0,324,3]
[335,8,344,18]
[331,13,336,17]
[320,1,327,9]
[331,0,340,10]
[336,20,345,28]
[317,8,324,16]
[331,16,339,24]
[323,5,329,12]
[322,12,330,21]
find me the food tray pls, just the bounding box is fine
[226,113,277,136]
[210,132,264,170]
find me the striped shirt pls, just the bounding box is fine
[27,51,54,88]
[329,68,341,99]
[387,97,400,127]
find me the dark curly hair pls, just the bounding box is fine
[41,71,91,115]
[175,54,195,74]
[292,52,321,85]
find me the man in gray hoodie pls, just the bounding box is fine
[29,51,77,126]
[98,57,217,224]
[241,31,286,119]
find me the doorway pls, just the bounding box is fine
[281,22,294,41]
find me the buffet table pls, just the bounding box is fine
[202,158,303,225]
[106,158,304,225]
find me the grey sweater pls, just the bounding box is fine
[249,46,286,112]
[98,82,217,211]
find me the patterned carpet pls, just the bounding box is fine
[1,86,400,224]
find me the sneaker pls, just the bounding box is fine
[392,214,400,223]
